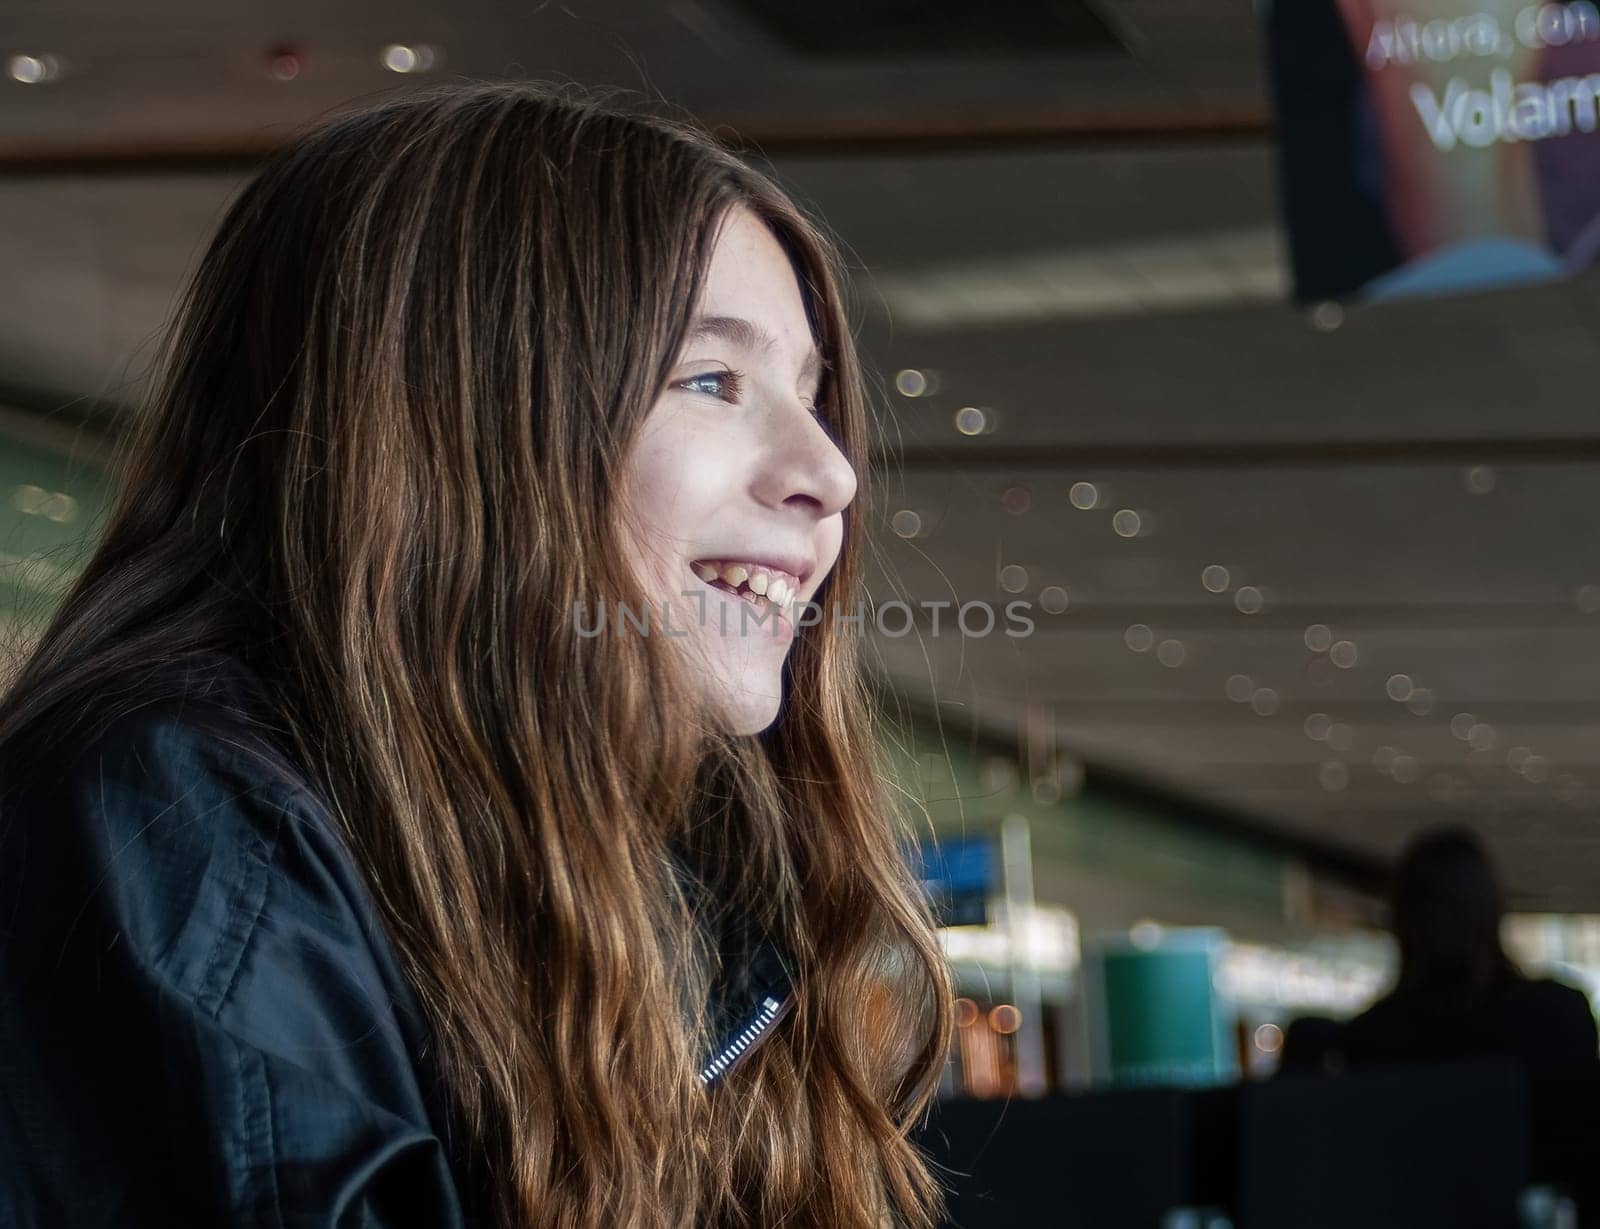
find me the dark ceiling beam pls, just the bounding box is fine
[875,678,1389,895]
[0,134,283,176]
[1215,793,1600,806]
[0,386,118,464]
[879,437,1600,470]
[918,700,1600,720]
[715,105,1274,155]
[0,378,124,452]
[1081,758,1386,894]
[0,106,1274,175]
[872,603,1600,631]
[1148,767,1600,782]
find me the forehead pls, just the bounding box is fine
[695,207,816,351]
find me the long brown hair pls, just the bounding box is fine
[0,82,953,1227]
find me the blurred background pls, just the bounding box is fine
[8,1,1600,1225]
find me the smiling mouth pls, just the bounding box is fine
[689,559,799,624]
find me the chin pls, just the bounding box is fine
[719,690,783,737]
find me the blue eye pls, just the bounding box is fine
[678,369,744,401]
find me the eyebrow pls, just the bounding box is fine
[687,314,830,388]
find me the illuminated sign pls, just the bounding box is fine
[1264,0,1600,299]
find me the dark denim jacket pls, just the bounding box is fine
[0,654,793,1227]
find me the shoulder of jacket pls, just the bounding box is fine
[0,691,354,1009]
[0,684,468,1225]
[6,678,325,828]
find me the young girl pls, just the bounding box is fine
[0,82,953,1228]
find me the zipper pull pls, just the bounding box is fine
[698,992,792,1086]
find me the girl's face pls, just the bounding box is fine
[621,205,857,735]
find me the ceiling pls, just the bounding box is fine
[6,1,1600,911]
[0,0,1266,152]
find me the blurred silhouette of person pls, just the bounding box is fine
[1335,826,1597,1067]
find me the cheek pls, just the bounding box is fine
[818,517,846,580]
[622,413,745,579]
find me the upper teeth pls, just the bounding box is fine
[690,560,798,616]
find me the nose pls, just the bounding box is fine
[752,403,857,519]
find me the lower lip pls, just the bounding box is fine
[691,572,795,641]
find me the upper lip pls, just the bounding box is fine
[690,554,816,588]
